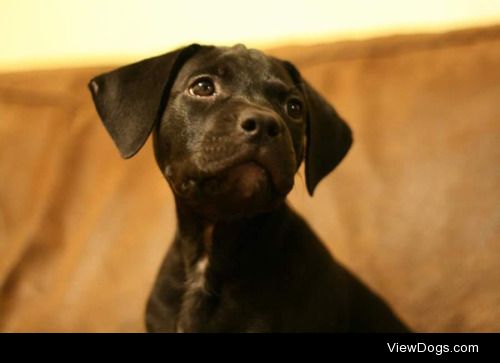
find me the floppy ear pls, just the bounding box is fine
[280,60,352,195]
[302,80,353,195]
[88,44,201,158]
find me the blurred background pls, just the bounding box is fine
[1,0,500,71]
[0,0,499,332]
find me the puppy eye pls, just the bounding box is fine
[189,77,216,97]
[286,98,303,119]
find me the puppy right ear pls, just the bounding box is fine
[88,44,201,158]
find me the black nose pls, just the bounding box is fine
[238,110,281,139]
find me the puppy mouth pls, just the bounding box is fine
[177,147,292,198]
[199,161,272,197]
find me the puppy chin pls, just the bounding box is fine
[205,162,280,216]
[222,162,270,199]
[174,162,289,219]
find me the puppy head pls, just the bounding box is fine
[89,44,352,220]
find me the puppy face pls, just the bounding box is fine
[89,43,352,221]
[153,45,305,219]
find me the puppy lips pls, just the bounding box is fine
[169,145,295,199]
[198,161,270,198]
[225,162,269,199]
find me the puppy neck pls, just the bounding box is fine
[174,198,290,273]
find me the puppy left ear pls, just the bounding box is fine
[88,44,201,158]
[280,60,353,195]
[302,80,353,195]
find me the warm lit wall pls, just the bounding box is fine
[1,0,500,72]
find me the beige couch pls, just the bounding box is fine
[1,25,499,332]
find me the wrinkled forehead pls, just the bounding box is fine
[177,44,294,87]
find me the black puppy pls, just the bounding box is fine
[89,44,410,332]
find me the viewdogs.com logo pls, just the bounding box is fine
[387,342,479,355]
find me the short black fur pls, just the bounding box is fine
[89,44,410,332]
